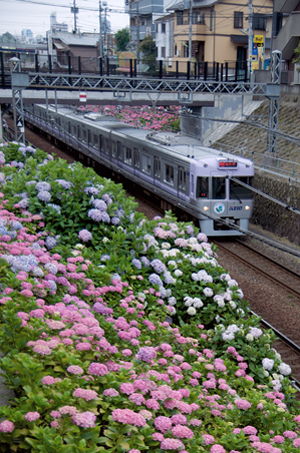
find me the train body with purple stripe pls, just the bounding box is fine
[26,104,255,237]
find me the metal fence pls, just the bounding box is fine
[0,50,249,88]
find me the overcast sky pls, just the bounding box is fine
[0,0,128,37]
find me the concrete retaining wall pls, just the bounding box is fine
[252,171,300,245]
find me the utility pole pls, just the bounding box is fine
[248,0,253,76]
[188,0,193,62]
[71,0,78,34]
[136,0,140,61]
[99,0,103,59]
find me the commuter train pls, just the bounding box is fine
[25,104,254,237]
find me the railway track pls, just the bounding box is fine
[214,239,300,392]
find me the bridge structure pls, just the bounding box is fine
[0,52,282,153]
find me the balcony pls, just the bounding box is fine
[274,0,299,13]
[272,12,300,59]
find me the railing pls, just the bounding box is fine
[217,143,300,182]
[0,51,249,88]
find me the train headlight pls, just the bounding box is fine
[245,205,251,211]
[203,206,209,211]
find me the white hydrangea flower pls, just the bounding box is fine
[236,289,244,299]
[217,300,225,308]
[161,242,171,249]
[272,373,279,380]
[249,327,263,338]
[222,331,235,341]
[174,269,183,277]
[263,370,269,377]
[220,273,231,282]
[236,308,245,317]
[191,273,199,281]
[227,324,240,333]
[227,279,238,287]
[262,358,274,371]
[187,307,196,315]
[278,363,292,376]
[278,374,284,381]
[215,315,221,323]
[184,296,193,307]
[168,296,177,306]
[223,290,233,301]
[168,260,177,267]
[246,334,254,342]
[203,287,214,297]
[165,289,172,297]
[193,298,203,308]
[229,301,236,309]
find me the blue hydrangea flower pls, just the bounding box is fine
[36,182,51,192]
[150,259,166,274]
[88,209,102,222]
[101,212,110,223]
[84,186,99,196]
[132,259,142,270]
[37,191,51,203]
[148,273,163,287]
[55,179,72,190]
[45,237,57,250]
[93,199,107,211]
[48,203,61,214]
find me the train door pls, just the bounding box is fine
[154,157,161,186]
[178,166,187,200]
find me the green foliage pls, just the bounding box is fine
[138,35,157,74]
[115,28,130,52]
[293,38,300,68]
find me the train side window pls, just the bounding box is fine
[111,142,116,157]
[117,142,123,160]
[154,158,160,177]
[142,155,151,174]
[82,129,87,142]
[212,177,226,199]
[105,139,110,156]
[100,135,104,154]
[72,125,77,137]
[77,126,81,140]
[125,147,132,164]
[68,122,71,134]
[196,177,209,198]
[93,134,99,148]
[165,164,174,185]
[134,149,140,168]
[179,167,187,190]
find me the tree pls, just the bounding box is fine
[115,28,130,52]
[138,35,157,74]
[293,39,300,70]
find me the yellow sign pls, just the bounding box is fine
[253,35,264,44]
[252,61,259,70]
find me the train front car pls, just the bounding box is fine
[190,149,254,236]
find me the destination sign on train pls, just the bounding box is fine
[219,161,238,168]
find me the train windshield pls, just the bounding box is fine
[212,177,226,199]
[196,177,209,198]
[230,177,253,200]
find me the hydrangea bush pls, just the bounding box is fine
[76,105,181,132]
[0,141,299,452]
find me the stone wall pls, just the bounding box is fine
[252,171,300,245]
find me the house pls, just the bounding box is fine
[272,0,300,73]
[157,0,273,74]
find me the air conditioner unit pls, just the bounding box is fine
[176,50,180,56]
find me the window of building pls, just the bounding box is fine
[178,167,187,190]
[165,164,174,185]
[161,22,166,33]
[196,177,209,198]
[210,10,214,31]
[192,10,204,24]
[234,11,243,29]
[156,47,158,57]
[142,155,151,174]
[177,11,183,25]
[212,177,226,199]
[134,148,140,168]
[156,23,159,33]
[183,42,189,58]
[161,47,166,58]
[253,13,267,30]
[175,44,178,56]
[125,147,132,164]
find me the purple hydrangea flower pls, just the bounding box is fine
[88,209,102,222]
[78,229,92,242]
[136,347,157,362]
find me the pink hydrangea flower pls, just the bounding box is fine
[88,363,108,376]
[42,375,56,385]
[67,365,84,375]
[0,420,14,432]
[171,425,193,439]
[25,412,40,422]
[72,411,97,428]
[160,438,185,450]
[211,445,226,453]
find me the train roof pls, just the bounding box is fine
[46,105,254,168]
